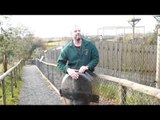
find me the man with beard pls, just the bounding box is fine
[57,25,99,105]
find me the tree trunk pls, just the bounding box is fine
[3,54,8,73]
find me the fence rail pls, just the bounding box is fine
[42,41,157,87]
[34,59,160,105]
[0,59,25,105]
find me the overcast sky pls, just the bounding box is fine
[8,15,158,38]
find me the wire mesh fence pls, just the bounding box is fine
[34,59,160,105]
[31,35,160,105]
[92,74,160,105]
[41,41,157,88]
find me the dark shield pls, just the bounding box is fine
[60,71,99,103]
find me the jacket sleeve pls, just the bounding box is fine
[87,43,99,71]
[56,49,69,73]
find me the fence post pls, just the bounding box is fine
[14,68,17,88]
[119,85,127,105]
[156,28,160,88]
[1,79,6,105]
[47,64,49,79]
[10,71,14,98]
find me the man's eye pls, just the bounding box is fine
[74,30,80,32]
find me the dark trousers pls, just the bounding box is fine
[69,99,90,105]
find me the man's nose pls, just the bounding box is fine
[77,31,81,34]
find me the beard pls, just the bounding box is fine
[75,34,81,41]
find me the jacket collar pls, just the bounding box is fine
[69,38,89,47]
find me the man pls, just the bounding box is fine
[57,25,99,105]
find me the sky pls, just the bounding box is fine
[7,15,158,38]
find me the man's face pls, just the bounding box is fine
[72,27,82,41]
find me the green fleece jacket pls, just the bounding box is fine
[57,38,99,73]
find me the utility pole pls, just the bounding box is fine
[128,16,141,43]
[154,15,160,88]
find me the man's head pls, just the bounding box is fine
[71,25,82,41]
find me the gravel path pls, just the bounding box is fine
[19,65,65,105]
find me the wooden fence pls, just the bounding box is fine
[0,60,24,105]
[43,40,157,87]
[34,58,160,105]
[95,41,156,73]
[94,41,157,86]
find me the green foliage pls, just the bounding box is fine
[145,32,157,45]
[94,82,160,105]
[0,63,3,74]
[0,16,46,70]
[94,83,119,104]
[126,90,160,105]
[0,76,22,105]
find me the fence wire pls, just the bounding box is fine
[34,59,160,105]
[92,74,160,105]
[42,41,157,88]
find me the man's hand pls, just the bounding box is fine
[79,66,88,73]
[67,68,79,79]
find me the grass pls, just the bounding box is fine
[93,83,119,104]
[126,89,160,105]
[46,41,67,50]
[93,82,160,105]
[0,67,23,105]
